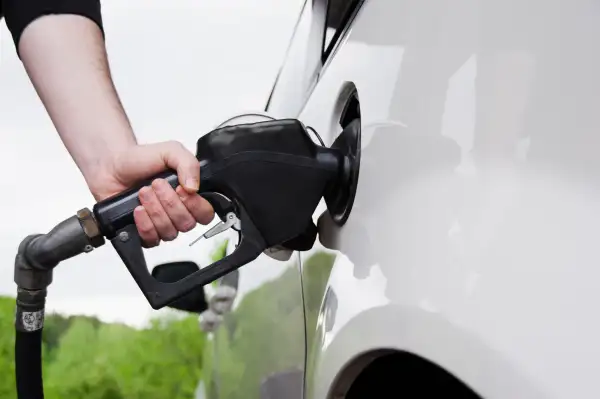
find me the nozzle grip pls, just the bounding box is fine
[92,170,180,239]
[93,168,232,239]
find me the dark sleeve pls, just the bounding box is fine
[3,0,104,57]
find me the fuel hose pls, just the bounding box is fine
[15,289,46,399]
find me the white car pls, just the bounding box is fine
[193,0,600,398]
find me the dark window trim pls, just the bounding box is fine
[321,0,363,63]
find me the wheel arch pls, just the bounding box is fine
[304,299,547,399]
[326,349,481,398]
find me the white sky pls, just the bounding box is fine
[0,0,303,327]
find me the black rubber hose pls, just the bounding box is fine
[15,329,44,399]
[15,289,47,399]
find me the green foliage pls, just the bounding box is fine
[0,296,16,398]
[43,318,122,399]
[0,295,206,399]
[42,313,102,363]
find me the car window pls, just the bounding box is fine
[322,0,362,62]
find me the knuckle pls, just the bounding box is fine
[148,206,163,219]
[138,223,154,235]
[138,186,152,201]
[151,178,166,189]
[162,195,179,210]
[167,140,185,152]
[180,156,200,172]
[183,201,198,214]
[190,157,201,168]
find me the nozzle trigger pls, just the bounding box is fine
[189,212,241,247]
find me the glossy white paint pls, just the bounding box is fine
[211,0,600,398]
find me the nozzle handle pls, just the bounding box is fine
[92,167,268,310]
[92,170,180,239]
[92,167,233,239]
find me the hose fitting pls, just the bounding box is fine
[17,208,104,275]
[13,207,105,322]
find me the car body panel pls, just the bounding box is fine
[211,0,600,398]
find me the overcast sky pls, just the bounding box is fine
[0,0,303,327]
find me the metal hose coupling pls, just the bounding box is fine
[14,208,105,315]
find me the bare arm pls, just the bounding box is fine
[19,14,137,191]
[3,2,214,246]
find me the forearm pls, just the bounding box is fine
[19,14,137,186]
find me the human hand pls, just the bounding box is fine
[89,141,215,247]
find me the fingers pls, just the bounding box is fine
[134,206,160,248]
[176,186,215,225]
[138,185,179,242]
[152,179,197,232]
[134,179,216,248]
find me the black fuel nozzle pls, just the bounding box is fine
[92,118,360,309]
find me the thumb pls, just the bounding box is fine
[114,141,200,193]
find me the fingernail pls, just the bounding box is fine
[185,178,199,191]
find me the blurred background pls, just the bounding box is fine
[0,0,303,397]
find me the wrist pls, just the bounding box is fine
[82,143,136,201]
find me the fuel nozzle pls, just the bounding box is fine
[91,118,361,309]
